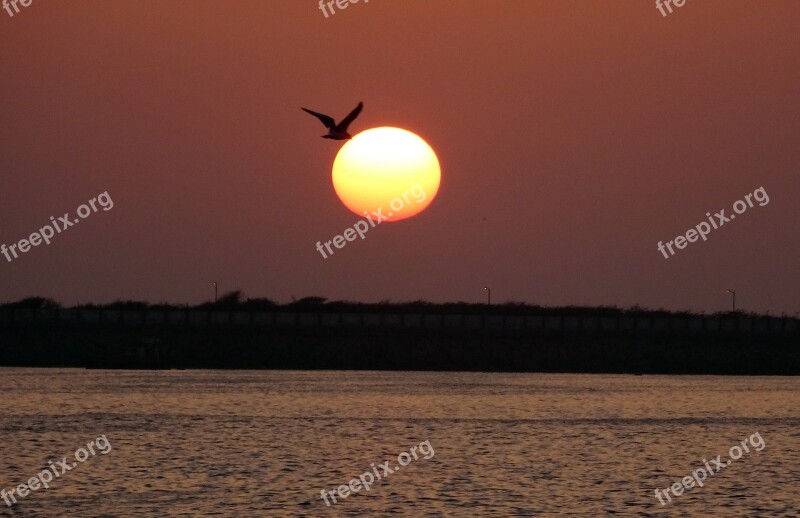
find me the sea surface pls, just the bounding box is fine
[0,369,797,517]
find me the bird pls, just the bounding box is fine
[301,102,363,140]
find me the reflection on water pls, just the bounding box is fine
[0,369,798,516]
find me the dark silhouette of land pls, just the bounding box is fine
[1,293,798,374]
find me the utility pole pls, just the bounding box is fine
[726,289,736,312]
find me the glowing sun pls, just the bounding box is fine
[332,127,440,221]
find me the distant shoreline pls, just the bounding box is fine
[1,302,798,375]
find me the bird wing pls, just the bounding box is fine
[337,102,363,132]
[301,108,336,129]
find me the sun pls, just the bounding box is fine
[332,127,440,221]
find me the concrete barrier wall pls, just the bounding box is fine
[526,316,543,330]
[253,312,273,325]
[424,314,442,329]
[211,312,230,325]
[620,317,635,331]
[688,318,703,332]
[146,311,166,325]
[486,316,504,329]
[383,314,402,327]
[443,315,463,328]
[771,319,785,333]
[403,314,422,328]
[103,310,121,324]
[363,313,382,327]
[298,313,319,327]
[602,317,617,331]
[0,308,797,336]
[190,311,208,326]
[168,310,187,325]
[276,312,298,326]
[564,316,579,330]
[232,312,251,325]
[321,313,339,327]
[341,313,361,326]
[706,318,720,332]
[82,310,100,323]
[545,316,561,330]
[507,316,525,330]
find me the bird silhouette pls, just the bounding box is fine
[301,102,363,140]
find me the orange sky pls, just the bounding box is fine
[1,1,799,313]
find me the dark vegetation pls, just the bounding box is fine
[0,292,787,318]
[1,293,797,374]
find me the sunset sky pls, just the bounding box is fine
[1,1,798,313]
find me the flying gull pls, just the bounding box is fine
[301,102,363,140]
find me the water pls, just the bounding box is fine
[0,369,797,516]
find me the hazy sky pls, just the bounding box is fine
[1,1,798,313]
